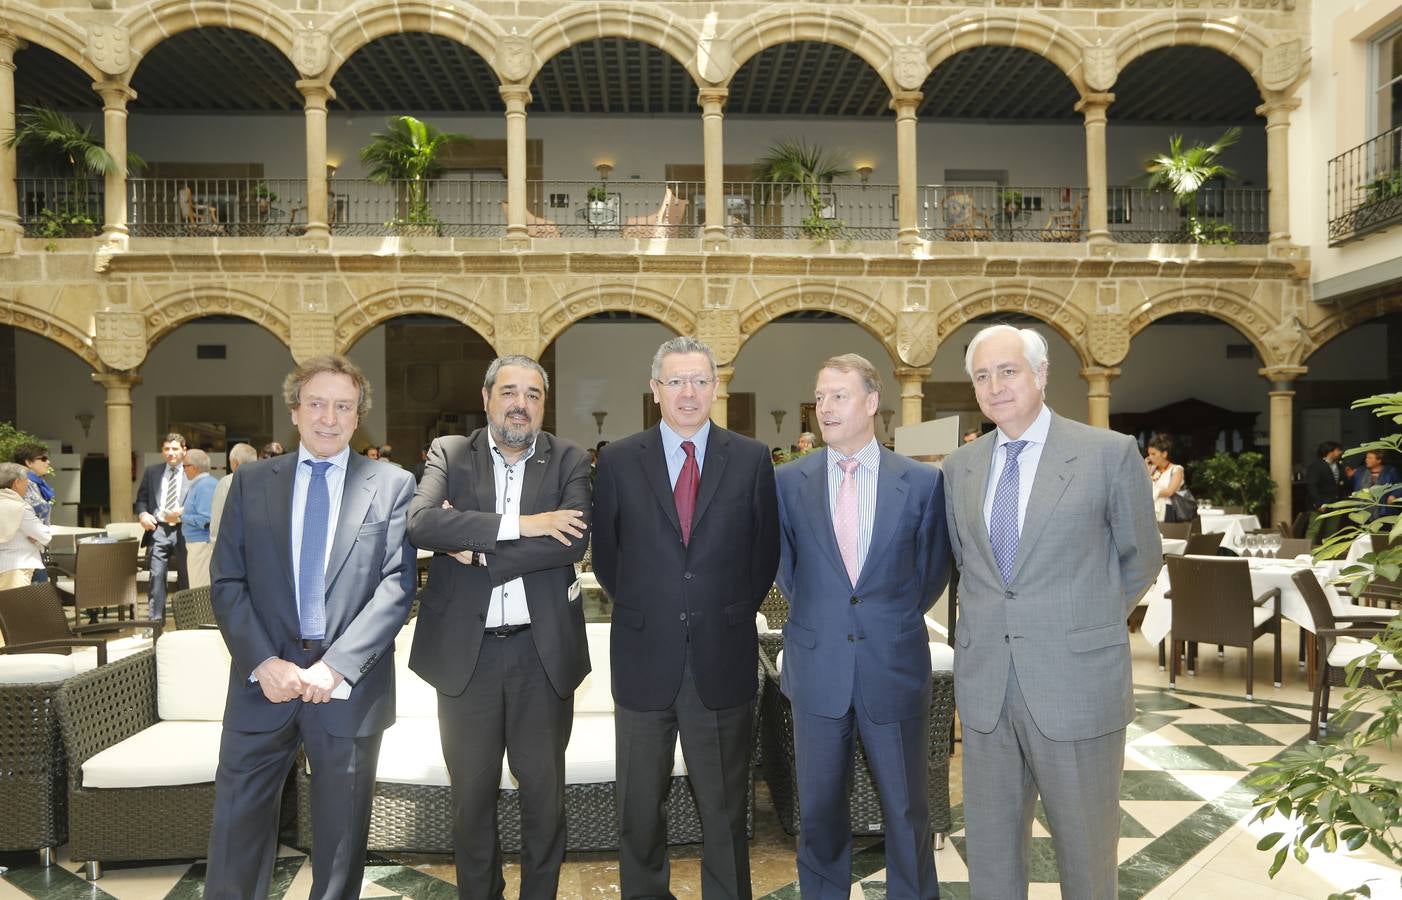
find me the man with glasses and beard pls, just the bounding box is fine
[407,355,592,900]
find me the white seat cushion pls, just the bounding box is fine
[1333,603,1399,620]
[393,620,439,719]
[66,635,154,675]
[81,721,222,788]
[0,654,76,683]
[575,623,614,714]
[777,644,953,673]
[157,630,231,721]
[375,718,450,786]
[1327,639,1402,671]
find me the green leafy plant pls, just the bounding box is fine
[0,423,46,471]
[755,139,852,240]
[360,115,469,231]
[587,185,609,203]
[253,182,278,203]
[1143,126,1240,245]
[1189,450,1276,517]
[1247,392,1401,900]
[1364,169,1402,205]
[998,189,1024,220]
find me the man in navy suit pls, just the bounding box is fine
[134,432,190,622]
[774,353,951,900]
[206,355,417,899]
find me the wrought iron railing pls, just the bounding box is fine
[328,178,505,237]
[1107,186,1268,245]
[518,180,702,238]
[919,185,1088,242]
[17,177,103,238]
[1328,127,1402,245]
[127,178,307,237]
[710,182,899,241]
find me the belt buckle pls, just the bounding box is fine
[300,638,321,651]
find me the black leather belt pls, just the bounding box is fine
[300,638,323,650]
[485,623,530,638]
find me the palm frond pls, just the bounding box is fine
[6,105,121,177]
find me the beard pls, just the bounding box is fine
[491,408,538,450]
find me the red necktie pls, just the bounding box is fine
[674,440,699,545]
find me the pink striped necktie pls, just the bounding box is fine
[835,457,860,586]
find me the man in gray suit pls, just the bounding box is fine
[206,355,417,899]
[943,325,1161,899]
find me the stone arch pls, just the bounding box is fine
[144,288,292,347]
[1125,286,1274,362]
[0,298,101,369]
[922,11,1088,95]
[1305,295,1402,360]
[526,3,703,86]
[335,287,496,353]
[121,0,299,75]
[324,0,504,83]
[722,8,897,94]
[1112,15,1271,97]
[538,284,695,353]
[935,286,1093,368]
[4,4,100,81]
[739,284,899,365]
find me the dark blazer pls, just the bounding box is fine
[135,460,186,543]
[775,446,951,724]
[406,430,593,698]
[1304,457,1346,511]
[210,453,418,738]
[592,423,779,711]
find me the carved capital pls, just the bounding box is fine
[697,309,740,364]
[1255,92,1302,123]
[0,31,26,61]
[896,311,938,367]
[495,35,534,83]
[289,312,337,364]
[1084,45,1116,93]
[293,28,330,78]
[93,372,143,398]
[86,25,130,76]
[697,87,729,110]
[889,91,923,116]
[894,367,931,389]
[498,83,532,110]
[892,44,928,91]
[1075,91,1115,120]
[1079,366,1121,393]
[93,310,147,371]
[295,79,336,108]
[1258,365,1308,390]
[92,79,135,109]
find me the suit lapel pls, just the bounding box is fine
[799,453,848,585]
[858,449,909,587]
[1008,414,1076,583]
[520,432,551,514]
[691,424,729,534]
[473,430,497,513]
[964,435,1000,576]
[325,453,374,592]
[267,455,297,593]
[639,427,683,540]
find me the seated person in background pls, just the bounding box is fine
[0,461,51,590]
[1351,450,1401,520]
[180,449,218,588]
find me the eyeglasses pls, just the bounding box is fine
[656,377,715,391]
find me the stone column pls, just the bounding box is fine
[699,87,728,247]
[895,366,930,426]
[712,365,733,429]
[93,372,141,521]
[1080,366,1121,429]
[94,80,136,251]
[0,32,24,254]
[297,80,335,244]
[1260,365,1307,528]
[501,84,531,243]
[1256,93,1301,249]
[1075,92,1114,246]
[891,91,922,249]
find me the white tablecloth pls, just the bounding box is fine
[1162,538,1188,556]
[1198,513,1261,551]
[1140,555,1342,646]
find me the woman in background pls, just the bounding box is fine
[0,462,51,590]
[1147,436,1185,522]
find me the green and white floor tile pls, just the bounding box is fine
[1,684,1397,899]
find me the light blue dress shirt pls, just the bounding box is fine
[658,419,711,489]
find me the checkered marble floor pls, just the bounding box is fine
[1,683,1397,900]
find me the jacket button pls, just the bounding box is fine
[1004,590,1015,600]
[847,634,854,641]
[679,612,687,621]
[683,572,693,580]
[1004,634,1010,643]
[850,596,859,605]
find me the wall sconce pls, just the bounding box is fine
[878,408,895,436]
[592,410,608,435]
[856,164,874,186]
[75,412,95,436]
[326,162,338,178]
[595,162,614,182]
[770,409,786,433]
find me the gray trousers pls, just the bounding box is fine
[437,628,573,900]
[961,665,1125,900]
[146,522,186,621]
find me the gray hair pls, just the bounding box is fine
[227,443,257,470]
[650,336,717,381]
[0,462,28,490]
[963,324,1049,384]
[484,355,549,395]
[184,449,211,474]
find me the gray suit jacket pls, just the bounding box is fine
[943,411,1161,741]
[211,452,418,739]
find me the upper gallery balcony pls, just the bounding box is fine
[1328,126,1402,245]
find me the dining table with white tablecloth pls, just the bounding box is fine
[1197,512,1262,553]
[1161,538,1187,556]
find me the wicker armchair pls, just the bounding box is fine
[1183,532,1225,557]
[1165,555,1281,699]
[1157,521,1191,541]
[758,584,790,630]
[171,585,215,629]
[0,582,158,669]
[756,636,955,848]
[0,654,78,863]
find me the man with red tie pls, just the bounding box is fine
[592,336,780,900]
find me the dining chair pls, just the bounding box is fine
[0,583,109,666]
[1275,538,1312,559]
[1164,555,1281,699]
[1183,532,1224,556]
[1157,521,1191,540]
[1361,534,1402,609]
[1292,570,1398,741]
[71,540,141,630]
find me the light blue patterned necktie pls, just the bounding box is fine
[989,440,1028,585]
[298,460,332,640]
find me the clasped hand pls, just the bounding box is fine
[252,657,345,704]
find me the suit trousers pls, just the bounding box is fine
[614,648,753,900]
[791,672,937,900]
[437,628,573,900]
[186,540,213,588]
[147,522,187,621]
[205,647,383,900]
[961,665,1125,900]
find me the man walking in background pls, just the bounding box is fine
[135,432,189,623]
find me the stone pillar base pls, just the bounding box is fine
[298,230,331,251]
[703,226,729,250]
[0,224,19,255]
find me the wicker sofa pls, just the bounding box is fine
[757,632,956,846]
[295,619,759,853]
[0,654,79,864]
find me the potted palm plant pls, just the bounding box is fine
[4,105,145,238]
[1143,126,1240,245]
[1189,450,1275,520]
[359,115,469,237]
[755,140,852,240]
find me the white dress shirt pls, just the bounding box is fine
[158,463,189,517]
[486,430,533,627]
[290,443,350,634]
[982,403,1053,536]
[826,437,881,575]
